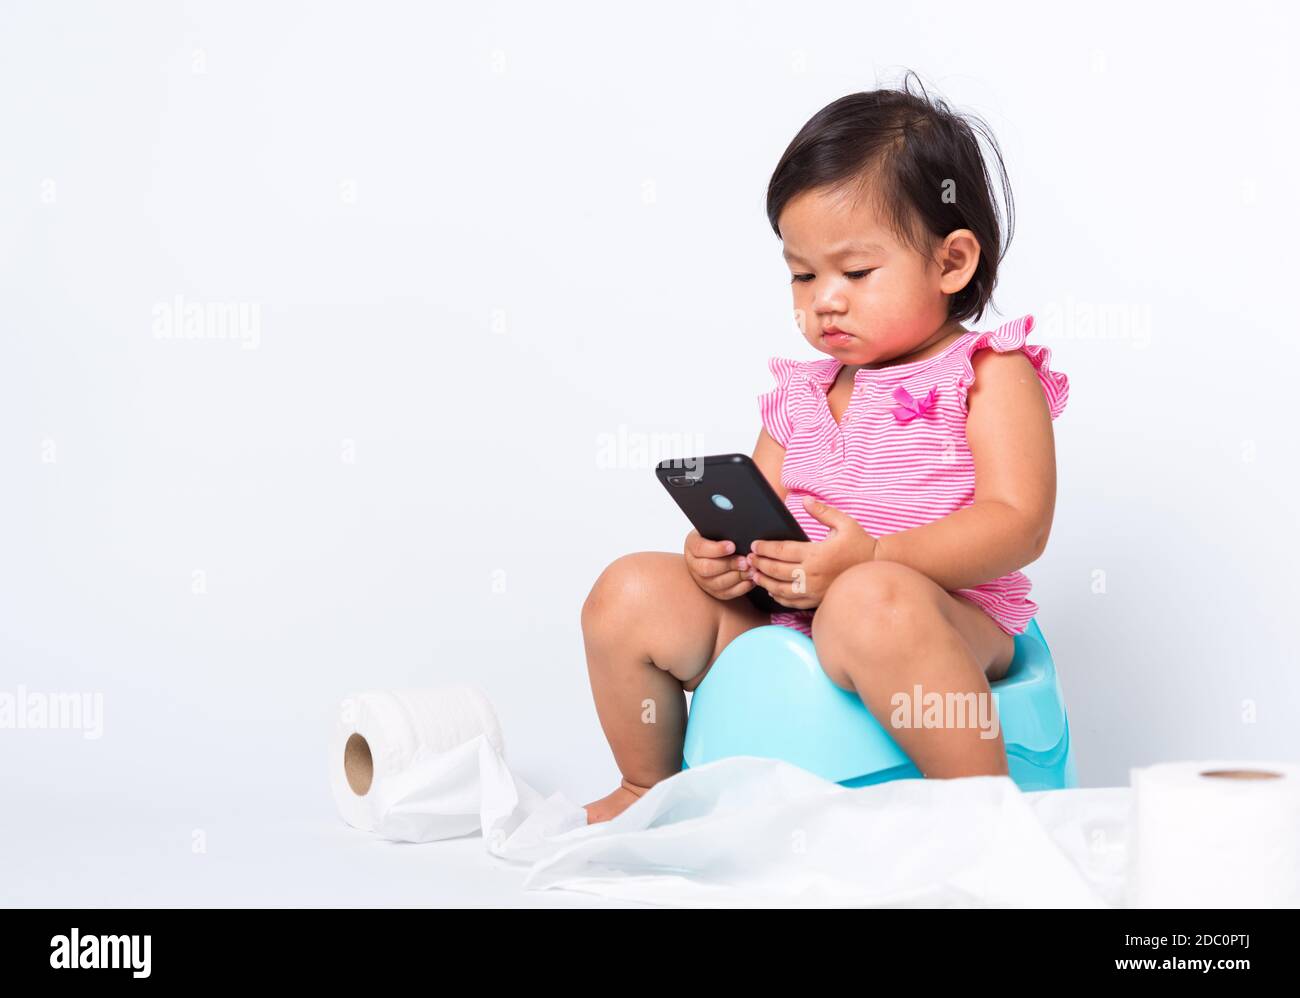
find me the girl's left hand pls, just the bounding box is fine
[745,497,878,610]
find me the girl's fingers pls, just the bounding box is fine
[693,555,746,580]
[685,553,719,578]
[692,538,735,559]
[718,570,748,592]
[750,569,785,597]
[750,539,804,563]
[748,554,798,582]
[716,576,755,600]
[751,569,814,608]
[700,566,745,591]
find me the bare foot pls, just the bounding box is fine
[584,778,652,824]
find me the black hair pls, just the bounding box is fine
[766,71,1015,326]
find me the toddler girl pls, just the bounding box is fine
[581,75,1068,824]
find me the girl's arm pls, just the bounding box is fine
[872,348,1057,590]
[752,427,788,503]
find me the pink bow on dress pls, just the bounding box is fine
[890,385,938,422]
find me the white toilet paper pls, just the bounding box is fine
[332,691,1294,906]
[329,686,504,838]
[328,686,589,849]
[327,688,1115,905]
[1125,760,1300,908]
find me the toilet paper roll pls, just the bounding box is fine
[329,686,507,839]
[1125,760,1300,908]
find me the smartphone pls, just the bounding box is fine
[655,453,809,614]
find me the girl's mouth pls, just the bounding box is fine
[822,330,855,346]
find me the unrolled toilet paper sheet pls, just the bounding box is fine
[331,688,1300,907]
[364,739,1126,906]
[329,687,1143,906]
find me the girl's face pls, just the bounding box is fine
[778,185,981,367]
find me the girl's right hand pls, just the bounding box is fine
[683,529,756,601]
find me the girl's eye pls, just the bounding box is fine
[789,270,873,285]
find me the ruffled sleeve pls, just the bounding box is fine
[955,313,1068,420]
[756,356,806,449]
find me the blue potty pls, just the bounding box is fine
[682,618,1076,792]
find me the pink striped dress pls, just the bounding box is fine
[756,313,1068,637]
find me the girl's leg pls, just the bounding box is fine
[810,560,1016,778]
[581,551,769,822]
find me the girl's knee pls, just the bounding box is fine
[582,552,658,628]
[811,564,948,689]
[817,561,939,637]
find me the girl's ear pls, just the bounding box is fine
[936,229,981,296]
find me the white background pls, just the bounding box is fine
[2,0,1297,905]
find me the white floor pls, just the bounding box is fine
[2,790,657,908]
[0,712,653,908]
[0,674,1126,908]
